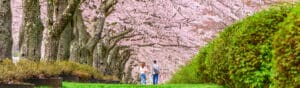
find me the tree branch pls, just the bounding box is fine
[53,0,59,21]
[51,0,80,37]
[85,17,105,52]
[95,17,106,39]
[109,28,133,41]
[108,29,134,50]
[85,0,117,52]
[102,0,117,13]
[74,9,90,44]
[47,0,54,26]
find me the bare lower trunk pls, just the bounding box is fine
[69,42,91,64]
[97,45,131,79]
[57,23,73,60]
[69,41,80,62]
[44,34,60,62]
[19,0,44,61]
[93,42,106,72]
[0,0,12,60]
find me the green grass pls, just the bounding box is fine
[35,86,50,88]
[61,82,223,88]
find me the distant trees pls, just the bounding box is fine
[0,0,13,60]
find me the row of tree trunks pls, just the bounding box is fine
[19,0,44,61]
[14,0,133,81]
[65,0,133,80]
[0,0,12,60]
[70,0,117,65]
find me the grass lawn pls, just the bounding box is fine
[61,82,223,88]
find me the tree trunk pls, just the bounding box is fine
[57,23,73,60]
[44,36,60,62]
[117,48,131,79]
[69,8,91,64]
[19,0,44,61]
[0,0,12,60]
[43,0,80,62]
[93,41,106,72]
[57,0,73,61]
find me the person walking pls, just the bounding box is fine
[140,62,147,85]
[152,60,160,85]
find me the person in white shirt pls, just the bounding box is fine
[152,60,160,84]
[140,62,147,85]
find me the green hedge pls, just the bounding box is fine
[272,4,300,88]
[0,59,117,83]
[168,45,210,84]
[169,4,296,88]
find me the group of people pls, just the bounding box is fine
[139,60,160,85]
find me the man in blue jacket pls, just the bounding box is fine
[152,60,160,84]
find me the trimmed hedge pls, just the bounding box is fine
[168,47,208,84]
[272,4,300,88]
[169,3,297,88]
[0,59,111,83]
